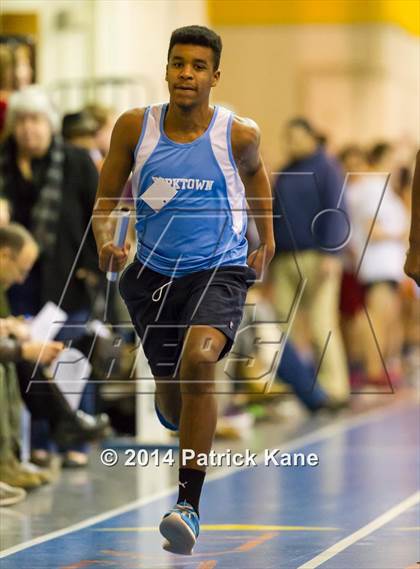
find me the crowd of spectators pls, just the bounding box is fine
[0,83,418,507]
[221,120,416,436]
[0,86,116,505]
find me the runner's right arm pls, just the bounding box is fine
[93,109,144,273]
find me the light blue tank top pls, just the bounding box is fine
[131,103,248,277]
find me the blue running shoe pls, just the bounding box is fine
[159,501,200,555]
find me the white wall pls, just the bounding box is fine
[2,0,208,110]
[213,24,420,169]
[92,0,207,98]
[3,1,419,156]
[2,0,95,85]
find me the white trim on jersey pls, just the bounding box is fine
[131,105,163,197]
[209,107,246,235]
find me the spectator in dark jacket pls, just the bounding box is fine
[272,117,350,403]
[0,86,105,466]
[0,85,101,318]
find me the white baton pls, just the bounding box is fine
[106,208,130,282]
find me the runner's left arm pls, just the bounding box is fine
[232,117,275,277]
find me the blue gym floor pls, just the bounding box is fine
[1,401,419,569]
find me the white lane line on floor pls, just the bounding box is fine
[297,491,420,569]
[0,400,414,559]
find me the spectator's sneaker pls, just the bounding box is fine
[62,451,89,469]
[159,500,200,555]
[18,461,53,484]
[0,461,42,489]
[0,481,26,506]
[30,450,52,469]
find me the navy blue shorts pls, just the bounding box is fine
[119,259,256,377]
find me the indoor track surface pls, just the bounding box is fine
[1,401,419,569]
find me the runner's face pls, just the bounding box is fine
[166,44,220,108]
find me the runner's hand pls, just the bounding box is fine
[98,241,131,273]
[247,244,274,280]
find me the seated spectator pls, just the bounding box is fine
[0,224,111,482]
[0,85,105,467]
[0,223,62,489]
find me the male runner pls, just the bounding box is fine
[93,25,275,555]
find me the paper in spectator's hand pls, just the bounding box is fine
[29,302,68,343]
[48,348,91,410]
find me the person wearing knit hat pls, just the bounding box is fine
[0,84,106,468]
[4,84,61,136]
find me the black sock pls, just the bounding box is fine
[177,468,205,516]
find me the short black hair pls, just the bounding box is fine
[62,111,99,140]
[168,25,222,70]
[369,142,393,165]
[287,117,318,138]
[338,145,366,164]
